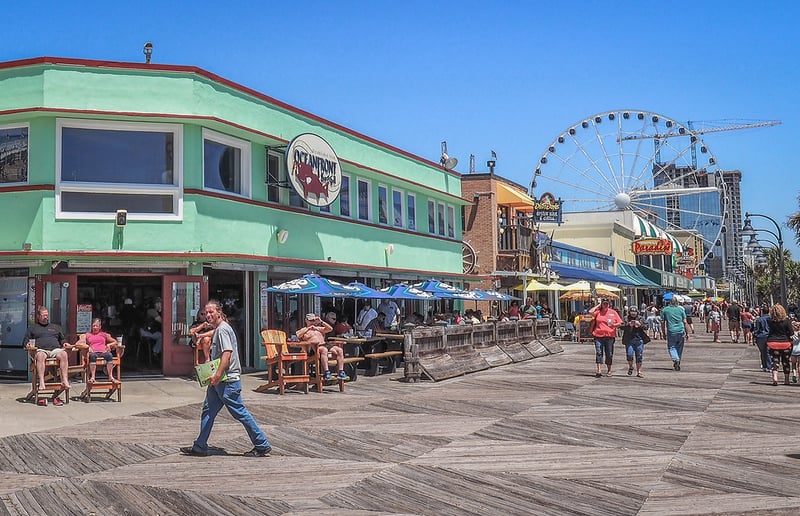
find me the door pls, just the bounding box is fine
[162,275,208,376]
[34,274,78,341]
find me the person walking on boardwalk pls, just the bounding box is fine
[661,297,690,371]
[181,300,271,457]
[766,303,795,386]
[621,306,649,377]
[753,305,772,372]
[589,299,623,377]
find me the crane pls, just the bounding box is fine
[619,118,781,168]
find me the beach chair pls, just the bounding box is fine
[256,330,309,395]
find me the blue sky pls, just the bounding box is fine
[5,0,799,256]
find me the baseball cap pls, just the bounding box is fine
[628,306,638,313]
[305,313,317,321]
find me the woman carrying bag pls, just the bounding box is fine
[621,306,650,378]
[766,304,795,386]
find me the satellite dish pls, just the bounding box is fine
[440,140,458,170]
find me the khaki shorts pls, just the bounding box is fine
[36,348,65,359]
[728,320,742,331]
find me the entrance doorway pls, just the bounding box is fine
[78,275,163,375]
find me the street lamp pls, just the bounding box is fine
[742,212,787,307]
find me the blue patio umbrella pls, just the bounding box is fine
[266,274,360,297]
[413,280,471,299]
[347,282,388,298]
[471,289,520,301]
[663,292,675,301]
[379,284,436,300]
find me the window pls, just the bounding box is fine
[437,203,446,236]
[266,152,281,203]
[392,189,404,228]
[357,179,370,221]
[289,185,307,209]
[378,185,388,224]
[407,194,416,231]
[57,119,183,219]
[340,175,351,217]
[447,205,455,238]
[203,129,250,197]
[428,200,436,233]
[0,125,28,184]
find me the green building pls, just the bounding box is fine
[0,57,467,377]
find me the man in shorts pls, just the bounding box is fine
[727,300,742,343]
[24,306,71,394]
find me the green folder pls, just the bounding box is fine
[194,358,228,387]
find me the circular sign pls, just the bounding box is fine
[285,133,342,207]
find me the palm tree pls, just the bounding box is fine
[788,193,800,246]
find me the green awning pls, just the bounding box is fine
[616,262,661,288]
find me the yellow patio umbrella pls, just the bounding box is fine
[594,289,621,300]
[513,279,551,291]
[594,282,621,292]
[546,281,564,291]
[560,280,591,291]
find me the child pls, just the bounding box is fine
[84,317,119,384]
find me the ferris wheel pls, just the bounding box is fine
[531,109,729,267]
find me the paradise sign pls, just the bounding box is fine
[632,238,673,256]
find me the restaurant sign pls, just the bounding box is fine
[286,133,342,207]
[532,192,563,225]
[632,238,673,256]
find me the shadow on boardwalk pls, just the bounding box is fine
[1,330,800,515]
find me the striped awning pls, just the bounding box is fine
[632,214,684,254]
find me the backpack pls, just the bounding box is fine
[754,316,770,338]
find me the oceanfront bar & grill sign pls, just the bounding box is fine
[632,238,673,256]
[286,133,342,207]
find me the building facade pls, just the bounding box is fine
[0,57,469,377]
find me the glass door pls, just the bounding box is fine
[0,274,31,376]
[162,275,208,376]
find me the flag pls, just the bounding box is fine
[491,150,497,159]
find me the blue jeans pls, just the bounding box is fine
[594,337,615,365]
[626,338,644,364]
[193,380,270,453]
[755,336,772,370]
[666,333,685,362]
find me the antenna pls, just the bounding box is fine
[469,154,475,174]
[440,141,458,170]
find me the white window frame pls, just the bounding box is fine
[437,202,446,236]
[202,128,251,198]
[339,174,351,218]
[55,118,184,221]
[266,150,283,204]
[357,178,371,221]
[406,193,416,231]
[392,188,405,228]
[447,204,456,238]
[377,184,389,225]
[0,122,30,185]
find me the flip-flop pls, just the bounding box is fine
[636,373,644,378]
[627,367,634,376]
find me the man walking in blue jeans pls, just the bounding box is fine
[661,297,690,371]
[181,300,271,457]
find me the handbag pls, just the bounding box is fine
[641,331,651,344]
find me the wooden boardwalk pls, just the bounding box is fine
[2,328,800,515]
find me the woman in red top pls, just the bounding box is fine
[589,299,624,377]
[740,308,754,344]
[84,318,119,384]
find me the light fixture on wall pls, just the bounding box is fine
[22,242,32,251]
[143,42,153,64]
[277,229,289,244]
[385,244,395,255]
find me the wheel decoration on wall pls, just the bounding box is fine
[462,241,477,274]
[531,109,728,267]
